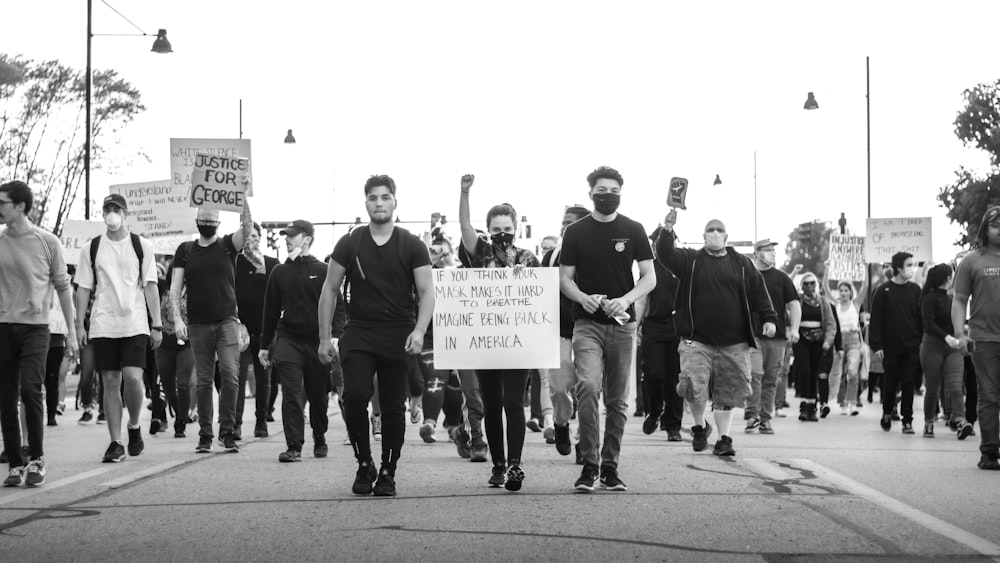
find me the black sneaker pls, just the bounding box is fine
[599,465,627,491]
[880,414,892,431]
[504,463,524,492]
[149,418,163,435]
[451,426,471,459]
[314,438,328,458]
[232,426,242,441]
[254,422,268,438]
[820,404,831,418]
[78,410,94,425]
[978,453,1000,471]
[266,411,275,423]
[692,422,713,452]
[373,467,396,497]
[666,429,683,442]
[127,427,144,457]
[923,422,934,438]
[744,418,760,433]
[488,464,506,488]
[220,434,240,452]
[195,436,213,453]
[712,435,736,456]
[469,441,488,463]
[574,443,584,465]
[24,459,45,487]
[574,463,599,493]
[525,418,542,432]
[554,423,572,456]
[102,441,126,463]
[642,412,661,435]
[174,427,186,439]
[96,412,107,424]
[958,422,974,441]
[47,414,57,427]
[901,423,915,435]
[278,448,302,463]
[3,466,24,487]
[352,460,377,495]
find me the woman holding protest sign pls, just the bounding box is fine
[458,174,539,492]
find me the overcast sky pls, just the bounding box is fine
[4,0,998,262]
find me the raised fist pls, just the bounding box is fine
[461,174,475,191]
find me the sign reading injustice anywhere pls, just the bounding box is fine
[59,220,107,266]
[433,267,559,369]
[827,234,866,282]
[188,153,249,213]
[864,217,933,263]
[170,138,252,196]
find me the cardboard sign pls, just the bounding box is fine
[668,177,689,209]
[864,217,933,263]
[827,234,866,282]
[170,138,252,196]
[432,267,559,369]
[188,153,250,213]
[110,179,197,241]
[59,220,106,266]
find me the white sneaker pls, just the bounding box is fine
[3,466,25,487]
[371,415,382,442]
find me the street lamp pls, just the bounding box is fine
[284,129,297,144]
[85,0,171,219]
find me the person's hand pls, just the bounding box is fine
[65,334,79,361]
[174,318,188,341]
[461,174,475,192]
[601,296,629,319]
[150,329,163,350]
[241,173,252,186]
[945,335,961,350]
[580,294,604,314]
[258,349,271,369]
[404,329,424,355]
[791,264,804,275]
[663,209,677,231]
[874,349,884,362]
[762,322,776,338]
[77,326,89,349]
[957,335,974,356]
[318,339,335,365]
[822,341,831,352]
[512,263,525,275]
[789,331,800,344]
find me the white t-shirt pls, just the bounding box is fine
[838,301,860,332]
[75,233,157,338]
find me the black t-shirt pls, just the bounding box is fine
[690,253,747,346]
[543,247,575,338]
[331,227,430,329]
[560,214,653,324]
[173,235,238,325]
[643,260,679,340]
[235,253,279,336]
[759,267,799,339]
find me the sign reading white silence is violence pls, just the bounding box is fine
[188,153,250,213]
[432,267,559,370]
[170,138,252,196]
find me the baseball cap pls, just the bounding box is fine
[754,239,779,251]
[102,193,128,211]
[983,206,1000,223]
[279,219,314,237]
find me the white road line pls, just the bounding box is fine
[791,458,1000,558]
[0,466,117,506]
[99,461,186,489]
[740,458,796,481]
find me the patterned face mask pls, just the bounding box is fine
[491,232,516,267]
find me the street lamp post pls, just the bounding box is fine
[85,0,171,219]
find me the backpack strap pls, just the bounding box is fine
[90,233,145,288]
[89,236,101,285]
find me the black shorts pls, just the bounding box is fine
[92,335,149,371]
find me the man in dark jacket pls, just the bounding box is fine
[657,209,777,456]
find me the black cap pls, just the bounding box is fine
[102,193,128,211]
[279,219,314,237]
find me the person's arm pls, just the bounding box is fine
[458,174,479,257]
[170,267,188,341]
[318,258,347,364]
[787,299,802,343]
[143,281,163,349]
[657,209,682,270]
[231,177,254,252]
[260,267,282,351]
[821,300,837,350]
[853,275,869,310]
[560,263,602,314]
[75,286,91,348]
[952,293,973,354]
[869,286,884,359]
[405,264,435,354]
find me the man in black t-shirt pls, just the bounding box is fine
[318,175,433,498]
[559,167,655,493]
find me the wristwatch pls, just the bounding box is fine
[151,326,163,332]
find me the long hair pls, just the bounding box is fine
[922,263,953,298]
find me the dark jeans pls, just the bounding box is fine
[972,341,1000,455]
[45,344,65,417]
[416,349,450,424]
[477,369,530,466]
[965,356,979,425]
[882,348,919,424]
[793,338,824,401]
[274,337,329,449]
[0,324,49,467]
[142,346,167,422]
[442,371,464,428]
[239,336,271,426]
[156,334,194,432]
[640,331,683,432]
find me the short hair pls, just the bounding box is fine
[486,203,517,230]
[564,206,589,220]
[541,235,558,245]
[0,180,33,213]
[586,166,624,189]
[364,174,396,196]
[890,251,913,276]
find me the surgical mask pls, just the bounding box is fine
[287,238,308,260]
[197,224,218,239]
[903,266,916,279]
[491,232,515,248]
[104,212,123,232]
[705,232,726,250]
[591,193,620,215]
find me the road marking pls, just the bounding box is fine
[0,466,117,506]
[792,458,1000,558]
[99,461,186,489]
[740,458,796,481]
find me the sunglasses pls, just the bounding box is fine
[802,281,816,286]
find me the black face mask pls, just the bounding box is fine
[197,224,218,238]
[592,193,621,215]
[491,232,515,247]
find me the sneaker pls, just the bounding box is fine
[314,439,328,458]
[373,467,397,497]
[759,420,774,435]
[78,410,94,425]
[574,443,584,466]
[713,435,736,456]
[127,427,144,457]
[352,460,378,495]
[370,415,382,442]
[469,442,488,463]
[174,428,186,439]
[599,465,627,491]
[745,418,760,433]
[149,418,163,435]
[666,429,683,442]
[56,402,66,415]
[901,423,915,435]
[774,408,787,418]
[408,397,422,424]
[4,466,24,487]
[692,422,713,452]
[47,414,57,427]
[488,464,506,488]
[195,436,213,453]
[278,448,302,463]
[254,421,268,438]
[574,463,599,493]
[419,422,437,444]
[220,434,240,452]
[26,459,47,486]
[526,418,542,432]
[820,404,831,418]
[102,441,126,463]
[543,425,556,444]
[642,413,661,435]
[554,423,572,456]
[96,412,107,424]
[923,422,934,438]
[958,422,974,441]
[265,411,275,423]
[232,426,242,441]
[504,463,525,492]
[891,410,901,421]
[880,414,892,431]
[451,426,471,459]
[978,453,1000,471]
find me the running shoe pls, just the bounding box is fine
[102,441,126,463]
[599,465,627,491]
[504,463,525,492]
[25,459,46,487]
[574,463,599,493]
[353,460,377,495]
[373,467,397,497]
[488,464,506,488]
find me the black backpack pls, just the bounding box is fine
[90,233,145,288]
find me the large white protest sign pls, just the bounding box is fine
[188,153,249,213]
[827,234,866,282]
[170,138,252,196]
[433,267,559,369]
[865,217,933,263]
[110,179,197,241]
[59,220,106,266]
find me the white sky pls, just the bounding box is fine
[4,0,999,262]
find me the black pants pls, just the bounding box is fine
[239,336,271,426]
[142,345,167,422]
[442,371,464,428]
[274,337,329,449]
[793,338,824,401]
[641,333,683,432]
[882,349,919,424]
[156,335,194,432]
[78,343,104,411]
[965,356,979,425]
[44,344,64,417]
[528,369,543,422]
[477,369,529,466]
[0,324,49,466]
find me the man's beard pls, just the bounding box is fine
[369,213,393,225]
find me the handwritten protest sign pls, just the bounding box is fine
[865,217,932,263]
[828,234,866,282]
[170,138,252,196]
[59,220,107,266]
[188,153,249,213]
[110,179,196,241]
[433,268,559,369]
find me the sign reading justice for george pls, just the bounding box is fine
[432,267,559,369]
[188,153,249,213]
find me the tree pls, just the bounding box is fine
[0,53,146,235]
[782,219,833,277]
[938,80,1000,247]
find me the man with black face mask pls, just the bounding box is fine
[559,166,656,493]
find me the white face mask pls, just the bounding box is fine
[286,236,308,260]
[705,232,726,250]
[903,265,917,279]
[104,212,123,232]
